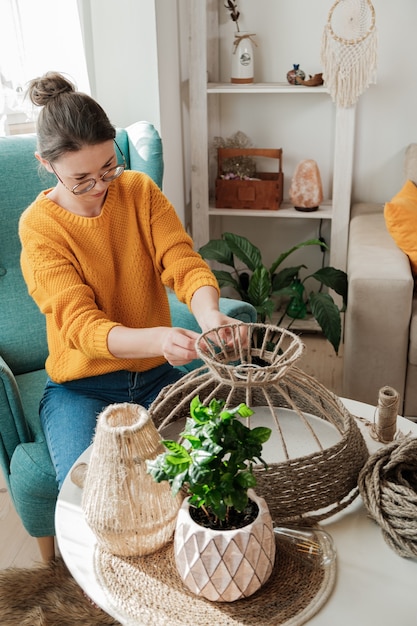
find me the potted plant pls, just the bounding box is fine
[147,395,275,602]
[198,232,348,354]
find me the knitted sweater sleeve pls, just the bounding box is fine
[139,176,219,308]
[19,208,119,363]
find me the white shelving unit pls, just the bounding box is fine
[189,1,356,272]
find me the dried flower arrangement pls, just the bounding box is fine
[225,1,240,32]
[212,130,256,179]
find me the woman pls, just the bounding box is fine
[19,72,239,489]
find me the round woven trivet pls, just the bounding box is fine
[94,532,337,626]
[358,436,417,558]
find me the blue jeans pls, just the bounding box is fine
[40,363,184,489]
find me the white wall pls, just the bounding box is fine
[83,0,417,245]
[80,0,186,221]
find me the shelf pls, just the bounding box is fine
[207,82,329,95]
[209,200,333,219]
[189,3,355,271]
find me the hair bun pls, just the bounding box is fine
[27,71,76,107]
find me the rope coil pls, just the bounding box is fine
[358,437,417,558]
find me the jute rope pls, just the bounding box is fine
[94,531,336,626]
[233,33,258,54]
[358,437,417,558]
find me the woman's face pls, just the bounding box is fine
[38,140,120,216]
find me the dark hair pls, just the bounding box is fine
[26,71,116,162]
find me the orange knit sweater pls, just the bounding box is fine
[19,171,218,383]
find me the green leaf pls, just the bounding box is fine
[171,471,188,496]
[181,434,202,449]
[235,471,257,489]
[247,266,271,306]
[309,291,341,354]
[230,489,249,512]
[256,299,275,323]
[198,239,234,267]
[191,449,215,465]
[271,265,305,292]
[223,232,262,272]
[236,403,255,419]
[188,463,212,484]
[162,440,187,455]
[269,239,324,274]
[212,270,241,293]
[250,426,272,444]
[310,267,348,308]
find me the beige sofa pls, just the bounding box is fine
[343,145,417,419]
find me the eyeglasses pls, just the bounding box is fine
[49,140,126,195]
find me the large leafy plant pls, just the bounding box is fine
[199,232,348,354]
[147,396,271,529]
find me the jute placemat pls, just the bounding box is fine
[94,532,336,626]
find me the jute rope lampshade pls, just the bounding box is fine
[149,323,369,525]
[82,402,182,557]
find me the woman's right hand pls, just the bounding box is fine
[160,327,201,366]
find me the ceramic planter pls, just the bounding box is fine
[174,489,276,602]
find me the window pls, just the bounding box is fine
[0,0,90,136]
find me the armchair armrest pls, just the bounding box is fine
[0,355,31,488]
[343,206,414,407]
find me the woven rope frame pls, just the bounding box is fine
[149,324,369,525]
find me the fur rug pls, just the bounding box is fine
[0,558,120,625]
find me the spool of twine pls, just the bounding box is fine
[374,386,399,443]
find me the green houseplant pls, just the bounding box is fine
[147,395,275,602]
[199,232,348,354]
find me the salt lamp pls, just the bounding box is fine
[289,159,323,212]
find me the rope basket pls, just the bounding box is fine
[149,324,369,525]
[358,437,417,558]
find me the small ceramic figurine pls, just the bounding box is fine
[286,64,306,85]
[295,72,324,87]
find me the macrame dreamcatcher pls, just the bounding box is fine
[321,0,377,107]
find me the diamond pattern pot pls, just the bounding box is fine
[174,489,276,602]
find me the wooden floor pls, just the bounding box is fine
[0,334,343,571]
[0,478,42,569]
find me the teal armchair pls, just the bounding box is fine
[0,123,256,560]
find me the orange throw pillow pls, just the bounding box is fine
[384,179,417,275]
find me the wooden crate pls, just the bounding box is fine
[215,148,283,210]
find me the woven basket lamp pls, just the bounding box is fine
[149,323,369,525]
[82,402,182,557]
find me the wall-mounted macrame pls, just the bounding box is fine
[321,0,377,108]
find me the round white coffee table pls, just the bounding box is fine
[55,398,417,625]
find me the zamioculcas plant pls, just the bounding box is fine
[199,232,348,354]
